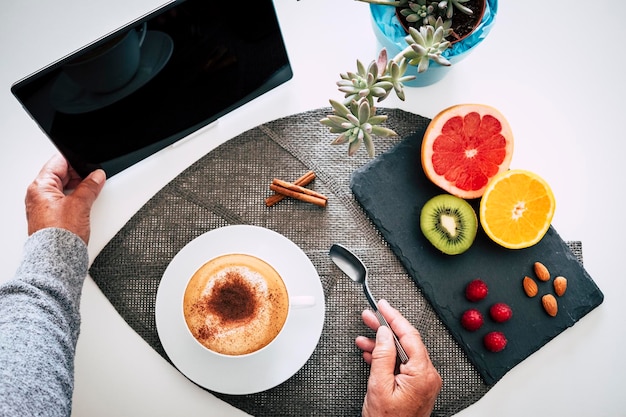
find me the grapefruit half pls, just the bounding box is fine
[422,104,514,199]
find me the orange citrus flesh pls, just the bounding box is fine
[479,170,556,249]
[422,104,514,199]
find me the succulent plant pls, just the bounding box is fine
[400,0,438,25]
[322,28,451,156]
[321,49,415,157]
[400,22,451,73]
[336,59,394,108]
[378,53,415,101]
[337,49,414,107]
[424,15,453,38]
[438,0,473,18]
[322,0,479,157]
[320,98,397,157]
[358,0,476,41]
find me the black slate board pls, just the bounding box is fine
[350,127,604,385]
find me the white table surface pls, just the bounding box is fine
[0,1,623,416]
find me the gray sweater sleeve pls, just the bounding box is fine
[0,228,88,417]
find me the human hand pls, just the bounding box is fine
[356,299,442,417]
[25,154,106,244]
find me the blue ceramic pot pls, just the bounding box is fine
[370,0,498,87]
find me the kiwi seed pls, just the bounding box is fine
[420,194,478,255]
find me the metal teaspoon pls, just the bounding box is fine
[329,243,409,364]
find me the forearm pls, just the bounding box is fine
[0,228,88,417]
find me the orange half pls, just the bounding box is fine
[479,169,556,249]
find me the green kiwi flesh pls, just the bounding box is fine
[420,194,477,255]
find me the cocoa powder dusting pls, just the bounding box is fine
[197,325,215,341]
[203,271,258,324]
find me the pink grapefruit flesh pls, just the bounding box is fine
[422,104,514,199]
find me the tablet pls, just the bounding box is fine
[11,0,292,177]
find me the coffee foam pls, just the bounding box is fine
[183,254,289,356]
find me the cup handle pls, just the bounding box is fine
[136,22,147,48]
[290,296,316,309]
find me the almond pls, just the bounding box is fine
[554,276,567,296]
[534,262,550,282]
[523,276,538,297]
[542,294,558,317]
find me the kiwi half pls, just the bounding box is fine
[420,194,478,255]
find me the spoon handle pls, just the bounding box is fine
[364,282,409,364]
[373,309,409,364]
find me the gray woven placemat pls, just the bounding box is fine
[89,108,582,416]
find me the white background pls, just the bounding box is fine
[0,0,623,415]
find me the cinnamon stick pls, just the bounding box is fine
[269,184,327,207]
[265,171,316,207]
[271,178,328,201]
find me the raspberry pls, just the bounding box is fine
[465,279,488,302]
[489,302,512,323]
[460,309,484,331]
[483,331,507,352]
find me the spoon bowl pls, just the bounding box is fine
[328,243,376,308]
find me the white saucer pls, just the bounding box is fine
[155,225,326,395]
[50,31,174,114]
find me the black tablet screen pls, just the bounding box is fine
[12,0,292,177]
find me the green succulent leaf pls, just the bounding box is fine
[363,131,375,157]
[371,126,397,137]
[331,133,349,145]
[405,14,420,23]
[320,115,348,130]
[433,25,445,42]
[348,138,361,156]
[368,114,389,125]
[417,56,430,72]
[411,43,428,56]
[367,61,379,78]
[356,60,367,77]
[425,26,435,44]
[358,89,371,98]
[357,100,371,124]
[431,54,451,66]
[346,113,360,126]
[329,99,350,118]
[337,86,359,95]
